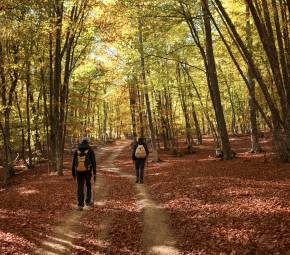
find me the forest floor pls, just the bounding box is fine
[0,136,290,255]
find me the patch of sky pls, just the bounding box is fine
[186,32,194,43]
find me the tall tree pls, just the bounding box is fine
[201,0,232,159]
[138,16,159,162]
[246,1,262,153]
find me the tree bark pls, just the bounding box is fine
[246,2,262,153]
[0,42,18,184]
[128,77,138,139]
[25,58,33,168]
[15,92,26,165]
[219,66,237,135]
[177,64,193,153]
[184,65,218,146]
[202,0,232,159]
[52,0,63,174]
[138,17,159,162]
[215,0,290,161]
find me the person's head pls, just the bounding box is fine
[80,137,90,145]
[138,137,144,144]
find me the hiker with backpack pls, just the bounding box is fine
[72,137,96,211]
[132,137,149,184]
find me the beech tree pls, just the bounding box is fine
[1,0,290,185]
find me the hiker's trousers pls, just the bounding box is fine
[77,171,92,207]
[135,159,146,181]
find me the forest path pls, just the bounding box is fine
[135,184,180,255]
[114,142,180,255]
[35,141,179,255]
[34,146,112,255]
[2,137,289,255]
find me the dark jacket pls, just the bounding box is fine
[72,142,96,176]
[132,142,149,161]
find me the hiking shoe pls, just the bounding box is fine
[86,202,94,206]
[76,206,83,211]
[140,180,144,184]
[136,179,139,183]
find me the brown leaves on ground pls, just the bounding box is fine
[0,136,290,255]
[0,161,76,255]
[71,171,143,255]
[117,136,290,255]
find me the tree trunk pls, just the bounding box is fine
[190,96,202,145]
[103,87,108,142]
[97,105,102,140]
[164,84,176,151]
[177,64,193,153]
[246,2,262,153]
[215,0,290,161]
[202,0,232,159]
[219,66,237,135]
[184,65,217,145]
[53,0,63,174]
[2,113,13,184]
[25,59,33,168]
[58,28,74,174]
[157,92,169,150]
[0,43,19,184]
[128,78,138,139]
[208,3,273,131]
[138,17,159,162]
[137,82,145,138]
[48,20,55,172]
[15,92,26,165]
[40,65,51,171]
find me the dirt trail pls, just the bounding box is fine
[35,143,179,255]
[35,147,111,255]
[89,146,125,247]
[114,143,180,255]
[136,184,180,255]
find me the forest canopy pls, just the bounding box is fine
[0,0,289,184]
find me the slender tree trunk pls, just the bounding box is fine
[2,113,13,184]
[215,0,290,161]
[128,79,138,139]
[249,0,287,118]
[53,0,63,174]
[179,1,230,156]
[40,65,50,166]
[203,0,232,159]
[58,31,74,173]
[177,64,193,153]
[25,59,33,168]
[184,66,218,145]
[97,105,102,140]
[278,1,290,149]
[0,43,18,184]
[35,92,42,152]
[208,3,273,131]
[103,87,108,142]
[49,19,55,172]
[164,85,176,151]
[138,17,159,162]
[137,83,145,138]
[15,92,26,165]
[219,67,237,135]
[246,2,262,153]
[157,92,169,150]
[190,94,202,145]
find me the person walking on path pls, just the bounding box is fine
[72,137,96,211]
[132,137,149,184]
